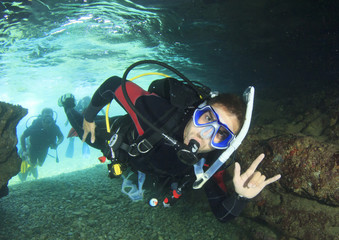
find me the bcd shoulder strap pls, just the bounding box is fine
[108,77,208,161]
[148,78,205,109]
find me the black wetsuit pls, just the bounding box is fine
[63,76,248,222]
[21,118,63,166]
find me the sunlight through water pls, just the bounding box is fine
[1,0,205,183]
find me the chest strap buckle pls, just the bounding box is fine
[128,139,153,157]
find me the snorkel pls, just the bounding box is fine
[119,60,210,165]
[192,86,255,189]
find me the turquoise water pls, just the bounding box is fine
[1,1,338,239]
[1,0,337,183]
[1,0,336,184]
[1,0,209,183]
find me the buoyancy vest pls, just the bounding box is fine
[104,77,210,176]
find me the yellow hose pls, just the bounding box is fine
[105,103,111,133]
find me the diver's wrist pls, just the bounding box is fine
[236,193,249,201]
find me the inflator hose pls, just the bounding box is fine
[120,60,208,137]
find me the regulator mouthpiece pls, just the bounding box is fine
[177,139,200,165]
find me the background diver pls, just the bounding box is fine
[19,108,64,181]
[58,60,281,222]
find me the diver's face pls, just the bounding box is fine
[183,103,240,153]
[42,115,54,129]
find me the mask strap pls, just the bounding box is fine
[197,101,207,108]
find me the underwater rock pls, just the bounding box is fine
[0,101,27,198]
[243,189,338,240]
[302,113,329,137]
[263,134,338,206]
[237,133,339,239]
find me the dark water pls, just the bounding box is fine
[0,0,338,239]
[1,0,337,97]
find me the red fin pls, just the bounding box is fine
[67,128,78,138]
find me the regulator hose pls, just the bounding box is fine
[120,60,208,136]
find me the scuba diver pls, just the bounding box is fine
[65,96,94,159]
[18,108,64,181]
[59,60,281,222]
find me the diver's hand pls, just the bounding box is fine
[82,119,96,143]
[233,153,281,199]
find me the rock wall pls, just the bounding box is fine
[236,135,338,239]
[0,102,27,198]
[232,87,339,239]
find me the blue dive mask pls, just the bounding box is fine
[193,105,235,149]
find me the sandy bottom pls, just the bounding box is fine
[0,164,274,240]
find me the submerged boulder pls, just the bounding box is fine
[236,133,338,239]
[228,86,339,239]
[264,134,338,205]
[0,101,27,198]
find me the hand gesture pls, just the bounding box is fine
[233,153,281,199]
[82,119,96,143]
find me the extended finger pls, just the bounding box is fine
[90,129,95,143]
[82,130,88,142]
[233,162,241,180]
[261,174,281,187]
[244,153,265,176]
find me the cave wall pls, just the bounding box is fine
[0,102,27,198]
[231,87,339,239]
